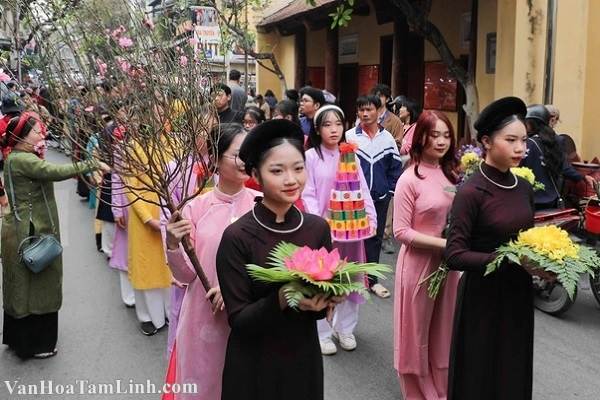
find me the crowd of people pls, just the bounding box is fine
[0,71,588,400]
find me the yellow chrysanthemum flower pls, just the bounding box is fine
[460,152,480,169]
[515,225,579,262]
[511,167,535,185]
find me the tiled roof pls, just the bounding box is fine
[257,0,336,27]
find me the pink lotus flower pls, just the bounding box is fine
[179,55,188,66]
[285,246,342,281]
[118,37,134,48]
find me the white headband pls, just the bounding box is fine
[313,104,345,128]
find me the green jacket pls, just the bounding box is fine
[1,150,95,318]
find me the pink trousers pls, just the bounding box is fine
[398,366,448,400]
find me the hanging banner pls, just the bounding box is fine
[190,6,222,60]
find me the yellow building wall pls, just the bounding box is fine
[512,0,547,103]
[581,0,600,160]
[424,0,471,130]
[475,0,498,108]
[424,0,471,62]
[256,31,296,99]
[306,14,394,67]
[279,34,297,91]
[552,0,588,155]
[494,0,549,102]
[338,14,393,65]
[494,0,517,98]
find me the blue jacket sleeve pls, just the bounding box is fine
[562,156,583,182]
[386,144,402,194]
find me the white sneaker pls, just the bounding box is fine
[319,337,337,355]
[333,332,357,351]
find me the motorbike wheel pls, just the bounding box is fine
[589,273,600,307]
[533,279,576,316]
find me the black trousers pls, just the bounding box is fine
[3,311,58,359]
[365,195,391,286]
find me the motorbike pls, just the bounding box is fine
[532,197,600,316]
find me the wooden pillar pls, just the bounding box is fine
[295,26,307,89]
[406,32,424,106]
[325,27,338,96]
[391,15,423,104]
[391,15,408,97]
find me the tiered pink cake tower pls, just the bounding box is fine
[327,143,371,241]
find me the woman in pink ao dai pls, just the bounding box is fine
[163,124,259,400]
[393,110,460,399]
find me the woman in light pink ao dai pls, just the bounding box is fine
[163,124,259,400]
[393,111,460,400]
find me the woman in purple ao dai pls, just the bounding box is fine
[302,104,377,355]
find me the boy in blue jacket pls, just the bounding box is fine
[346,95,402,298]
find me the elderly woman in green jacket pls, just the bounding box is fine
[2,111,109,359]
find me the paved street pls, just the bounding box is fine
[1,150,600,399]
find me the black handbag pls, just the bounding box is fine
[7,159,63,273]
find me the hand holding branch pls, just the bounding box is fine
[165,211,193,250]
[206,286,225,314]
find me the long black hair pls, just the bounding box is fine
[306,107,345,160]
[392,96,422,123]
[528,118,562,181]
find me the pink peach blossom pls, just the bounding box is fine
[118,37,134,48]
[284,246,342,281]
[96,59,107,77]
[117,57,131,73]
[143,17,155,30]
[111,25,126,39]
[179,55,188,66]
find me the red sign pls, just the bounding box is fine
[358,65,379,96]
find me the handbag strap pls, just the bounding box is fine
[6,158,19,220]
[6,156,57,234]
[40,183,57,234]
[18,235,40,252]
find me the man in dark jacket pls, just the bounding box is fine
[213,83,243,124]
